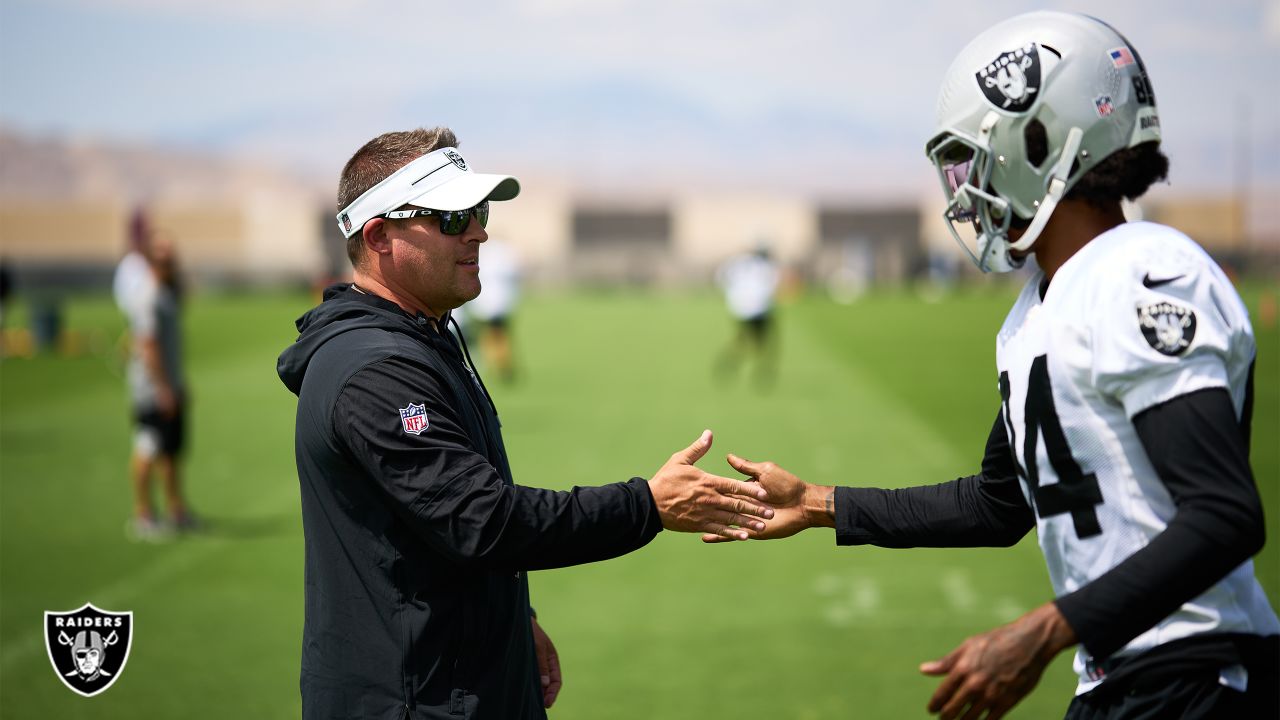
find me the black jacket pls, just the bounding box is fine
[277,285,663,720]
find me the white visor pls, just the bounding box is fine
[336,147,520,238]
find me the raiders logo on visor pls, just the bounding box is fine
[444,150,468,171]
[975,43,1041,112]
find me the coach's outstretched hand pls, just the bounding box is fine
[703,454,835,543]
[648,431,775,541]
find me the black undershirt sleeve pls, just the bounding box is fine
[835,410,1036,548]
[1053,387,1266,660]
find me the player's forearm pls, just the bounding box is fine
[833,473,1034,548]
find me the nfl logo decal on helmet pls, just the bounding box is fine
[399,402,429,435]
[44,603,134,697]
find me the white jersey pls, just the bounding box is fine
[718,253,779,320]
[113,252,151,315]
[469,239,520,322]
[995,221,1278,693]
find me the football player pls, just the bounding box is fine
[717,11,1279,719]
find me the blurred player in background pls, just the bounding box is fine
[714,243,780,386]
[720,12,1278,719]
[121,229,196,540]
[466,237,521,382]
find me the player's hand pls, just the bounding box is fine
[919,602,1077,720]
[531,616,562,709]
[703,454,833,543]
[648,430,774,541]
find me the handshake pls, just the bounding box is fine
[647,429,833,542]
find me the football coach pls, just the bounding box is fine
[277,127,773,720]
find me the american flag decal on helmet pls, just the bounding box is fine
[1108,47,1135,68]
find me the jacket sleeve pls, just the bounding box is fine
[334,356,663,571]
[834,409,1036,548]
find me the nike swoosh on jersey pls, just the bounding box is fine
[1142,273,1184,288]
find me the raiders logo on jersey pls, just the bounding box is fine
[1137,301,1196,356]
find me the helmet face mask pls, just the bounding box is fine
[926,12,1162,272]
[927,129,1020,272]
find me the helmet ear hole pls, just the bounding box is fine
[1024,119,1049,168]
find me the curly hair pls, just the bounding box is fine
[1066,141,1169,210]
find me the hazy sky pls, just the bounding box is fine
[2,0,1277,199]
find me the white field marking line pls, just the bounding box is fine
[2,497,298,674]
[1,538,229,672]
[940,569,977,613]
[940,569,1028,622]
[3,456,299,672]
[991,597,1027,622]
[815,573,883,627]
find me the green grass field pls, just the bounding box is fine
[2,286,1276,719]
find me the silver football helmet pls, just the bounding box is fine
[925,12,1161,272]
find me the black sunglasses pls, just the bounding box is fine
[379,200,489,236]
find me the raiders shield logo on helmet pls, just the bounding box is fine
[1137,301,1197,356]
[44,603,134,697]
[975,43,1041,112]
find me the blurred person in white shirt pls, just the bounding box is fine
[465,238,521,382]
[715,244,780,387]
[120,231,196,540]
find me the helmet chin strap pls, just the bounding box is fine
[1008,126,1085,253]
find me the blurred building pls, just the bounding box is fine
[1,130,1274,292]
[0,131,326,291]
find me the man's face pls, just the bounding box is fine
[75,648,101,675]
[383,209,487,314]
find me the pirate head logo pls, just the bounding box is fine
[444,149,468,171]
[1137,301,1197,356]
[975,43,1041,112]
[44,603,133,697]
